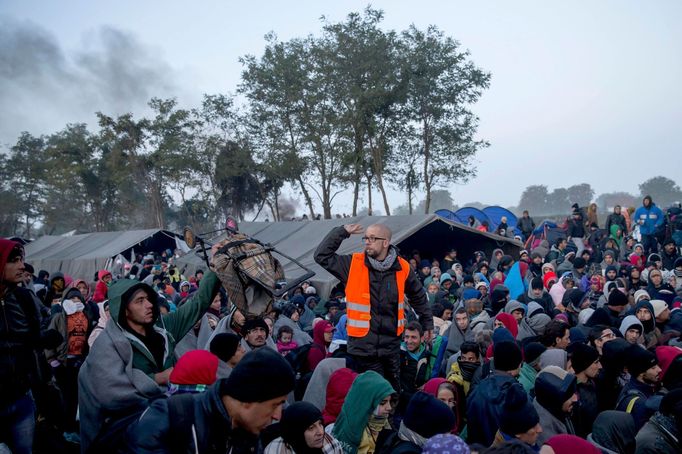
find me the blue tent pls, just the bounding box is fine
[434,209,458,223]
[483,206,518,231]
[454,207,491,226]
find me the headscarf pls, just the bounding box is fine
[589,410,636,454]
[280,402,324,454]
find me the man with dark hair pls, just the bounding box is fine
[605,205,627,238]
[519,210,536,240]
[240,318,274,352]
[569,343,601,437]
[0,240,62,454]
[78,241,225,451]
[126,348,296,453]
[546,238,568,265]
[616,345,662,430]
[314,223,432,392]
[587,325,616,355]
[398,321,430,416]
[541,320,570,349]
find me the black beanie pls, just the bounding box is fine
[531,277,544,291]
[220,348,295,402]
[280,402,323,453]
[499,384,540,436]
[607,289,628,307]
[403,392,456,438]
[573,257,586,269]
[241,317,270,337]
[569,343,599,374]
[524,342,547,368]
[626,344,658,378]
[494,341,522,372]
[210,333,241,362]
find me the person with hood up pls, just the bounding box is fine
[606,205,628,237]
[634,388,682,454]
[307,320,335,372]
[77,242,224,452]
[519,342,547,396]
[587,410,637,454]
[127,348,295,454]
[487,284,511,315]
[493,383,543,451]
[466,340,524,446]
[322,368,358,426]
[549,273,575,311]
[265,401,344,454]
[518,277,556,317]
[443,308,473,357]
[616,344,662,430]
[45,286,99,442]
[1,240,63,454]
[634,195,665,255]
[376,392,455,454]
[41,271,67,307]
[92,269,112,303]
[533,366,578,445]
[330,370,395,454]
[656,345,682,391]
[661,238,680,271]
[493,312,519,339]
[619,315,644,345]
[422,378,461,433]
[503,300,536,341]
[527,302,552,337]
[274,303,313,347]
[568,343,601,438]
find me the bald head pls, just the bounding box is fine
[367,224,392,242]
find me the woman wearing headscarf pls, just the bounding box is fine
[265,402,343,454]
[331,371,395,454]
[587,410,637,454]
[422,378,461,434]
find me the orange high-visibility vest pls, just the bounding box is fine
[344,253,410,338]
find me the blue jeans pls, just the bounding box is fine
[0,392,35,454]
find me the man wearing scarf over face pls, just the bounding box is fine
[315,224,433,393]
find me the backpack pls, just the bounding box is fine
[284,343,313,377]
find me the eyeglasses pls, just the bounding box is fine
[599,332,616,341]
[361,236,386,243]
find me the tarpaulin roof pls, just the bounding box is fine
[175,214,522,299]
[25,229,180,280]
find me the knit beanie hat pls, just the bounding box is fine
[625,344,658,378]
[607,288,628,307]
[650,300,668,318]
[403,392,456,438]
[524,342,547,368]
[420,259,431,268]
[569,343,599,374]
[531,277,544,291]
[656,346,682,382]
[535,366,577,416]
[241,317,270,337]
[499,384,540,436]
[544,434,601,454]
[422,434,470,454]
[220,348,295,402]
[573,257,586,269]
[210,333,241,362]
[634,289,650,303]
[169,350,219,386]
[494,341,522,372]
[440,273,453,284]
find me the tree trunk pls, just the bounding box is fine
[366,175,373,216]
[375,172,391,216]
[352,179,360,216]
[422,119,432,214]
[296,177,316,219]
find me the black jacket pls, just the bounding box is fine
[574,380,599,438]
[314,227,433,357]
[605,213,627,236]
[518,216,536,236]
[125,383,261,454]
[0,286,62,405]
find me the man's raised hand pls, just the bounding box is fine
[344,224,364,235]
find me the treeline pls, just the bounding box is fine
[0,8,490,238]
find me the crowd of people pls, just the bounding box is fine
[1,195,682,454]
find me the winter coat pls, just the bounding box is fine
[45,288,99,364]
[616,377,657,430]
[574,379,599,438]
[307,320,332,372]
[533,399,572,446]
[465,373,521,446]
[634,203,664,236]
[314,226,433,357]
[605,213,627,237]
[125,380,261,454]
[635,412,681,454]
[92,270,112,303]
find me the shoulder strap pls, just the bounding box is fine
[168,393,197,454]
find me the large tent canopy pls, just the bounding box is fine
[25,229,181,280]
[176,214,522,299]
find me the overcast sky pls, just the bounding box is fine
[2,0,681,212]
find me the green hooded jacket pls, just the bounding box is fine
[107,271,220,377]
[333,370,395,454]
[519,362,538,396]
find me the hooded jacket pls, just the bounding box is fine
[533,367,577,445]
[587,410,637,454]
[78,271,220,450]
[321,367,358,426]
[619,315,644,342]
[93,269,112,303]
[466,373,523,446]
[307,320,332,372]
[634,202,664,236]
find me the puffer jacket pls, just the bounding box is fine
[314,226,433,357]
